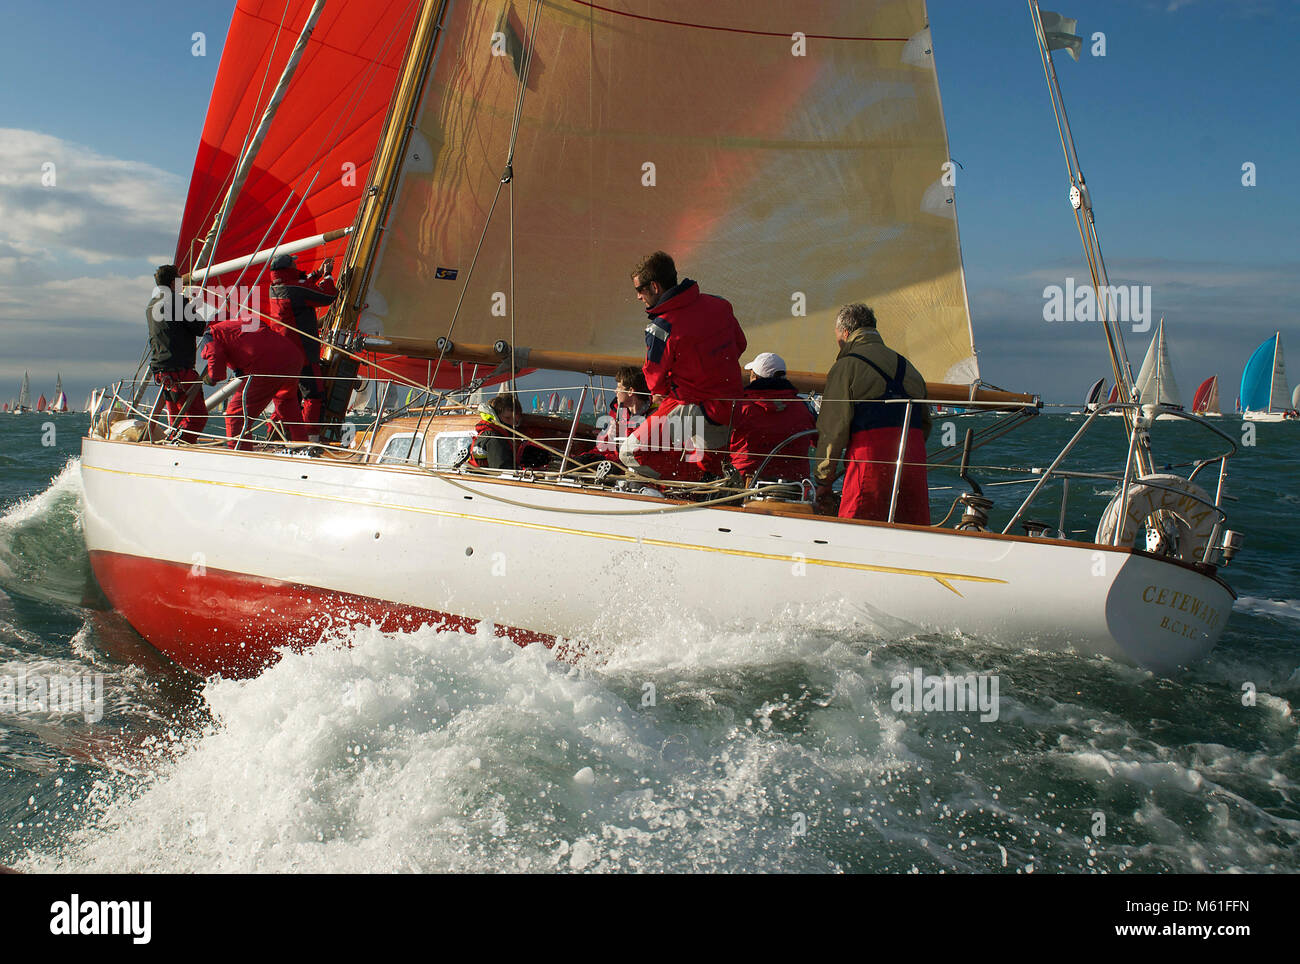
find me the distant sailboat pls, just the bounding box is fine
[36,394,48,413]
[1132,318,1183,419]
[1191,375,1222,417]
[346,378,376,416]
[1097,380,1126,416]
[13,371,30,414]
[51,374,69,413]
[1241,331,1296,422]
[1077,376,1106,414]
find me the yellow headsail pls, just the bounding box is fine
[355,0,979,385]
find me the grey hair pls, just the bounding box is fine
[835,303,877,333]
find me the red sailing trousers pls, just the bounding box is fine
[154,369,208,444]
[224,376,304,449]
[839,426,931,525]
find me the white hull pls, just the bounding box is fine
[79,437,1234,677]
[1243,411,1293,422]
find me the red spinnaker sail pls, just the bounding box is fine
[175,0,420,279]
[1192,375,1218,414]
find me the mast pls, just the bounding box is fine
[1028,1,1153,473]
[315,0,450,432]
[325,0,450,344]
[193,0,328,284]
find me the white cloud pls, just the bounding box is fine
[0,127,184,267]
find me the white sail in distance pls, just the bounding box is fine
[1134,319,1182,409]
[1269,338,1290,412]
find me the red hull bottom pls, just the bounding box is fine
[88,551,558,678]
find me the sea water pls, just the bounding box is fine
[0,412,1296,872]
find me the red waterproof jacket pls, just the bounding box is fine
[729,377,816,480]
[642,279,746,425]
[203,317,306,381]
[269,268,337,359]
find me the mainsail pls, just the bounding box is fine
[350,0,980,386]
[1134,319,1182,409]
[1240,332,1289,414]
[17,372,29,409]
[1191,375,1220,416]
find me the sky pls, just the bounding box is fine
[0,0,1297,408]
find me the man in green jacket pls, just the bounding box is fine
[812,304,931,523]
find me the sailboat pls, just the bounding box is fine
[347,378,377,416]
[1131,318,1183,420]
[80,1,1243,679]
[1241,332,1297,422]
[1191,376,1222,418]
[12,372,30,415]
[50,374,69,413]
[35,394,48,413]
[1074,377,1106,415]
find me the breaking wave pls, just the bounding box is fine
[14,617,1300,873]
[0,459,90,608]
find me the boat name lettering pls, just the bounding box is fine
[1141,584,1220,630]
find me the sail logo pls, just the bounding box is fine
[49,895,151,944]
[1042,278,1151,332]
[0,673,104,723]
[890,668,1000,722]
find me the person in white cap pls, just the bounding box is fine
[728,351,816,482]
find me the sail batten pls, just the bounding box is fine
[356,0,980,385]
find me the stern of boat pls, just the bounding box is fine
[1104,553,1234,674]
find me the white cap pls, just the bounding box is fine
[743,352,787,378]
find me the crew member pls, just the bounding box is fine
[812,304,931,523]
[729,352,816,482]
[468,394,552,471]
[591,366,653,459]
[201,313,306,449]
[619,251,746,481]
[269,253,337,440]
[146,264,208,443]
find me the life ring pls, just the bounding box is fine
[1095,473,1218,562]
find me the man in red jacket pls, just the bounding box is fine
[619,251,746,481]
[202,314,306,449]
[729,352,816,482]
[269,253,337,439]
